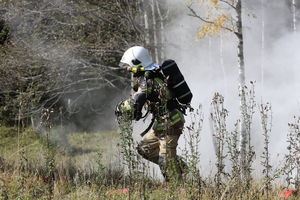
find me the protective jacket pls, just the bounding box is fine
[133,71,185,132]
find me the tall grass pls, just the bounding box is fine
[285,116,300,191]
[183,105,203,199]
[259,101,273,197]
[1,84,300,199]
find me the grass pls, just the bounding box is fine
[0,173,289,200]
[0,126,125,199]
[0,127,43,165]
[0,126,120,168]
[0,126,298,200]
[68,130,119,165]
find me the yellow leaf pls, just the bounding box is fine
[210,0,218,7]
[197,14,229,39]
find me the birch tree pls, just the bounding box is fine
[139,0,168,63]
[291,0,297,32]
[187,0,250,181]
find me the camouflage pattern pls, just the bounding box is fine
[134,75,186,181]
[137,121,186,181]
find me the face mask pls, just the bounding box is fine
[128,65,145,77]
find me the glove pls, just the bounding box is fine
[115,99,134,120]
[133,109,142,121]
[133,92,146,121]
[115,100,124,117]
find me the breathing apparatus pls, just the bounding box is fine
[124,57,144,78]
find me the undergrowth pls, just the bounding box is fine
[1,85,300,199]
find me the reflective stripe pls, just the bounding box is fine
[171,113,180,119]
[162,61,175,70]
[154,78,164,85]
[153,110,184,131]
[131,66,145,73]
[172,80,185,89]
[142,86,152,93]
[171,114,181,121]
[178,91,191,100]
[171,112,184,124]
[153,122,165,131]
[170,117,182,126]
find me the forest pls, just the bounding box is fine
[0,0,300,199]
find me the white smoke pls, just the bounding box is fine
[162,0,300,178]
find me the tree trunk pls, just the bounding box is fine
[236,0,247,181]
[208,37,212,69]
[261,0,265,91]
[151,0,159,63]
[220,33,228,96]
[292,0,297,32]
[31,116,35,128]
[142,0,150,46]
[156,0,166,63]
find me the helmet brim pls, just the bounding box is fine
[118,62,130,68]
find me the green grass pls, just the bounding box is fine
[68,130,120,165]
[0,126,124,199]
[0,127,120,168]
[0,125,122,194]
[0,127,297,200]
[0,127,44,164]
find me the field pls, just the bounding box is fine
[0,126,298,200]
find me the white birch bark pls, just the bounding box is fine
[209,112,219,154]
[291,0,297,89]
[292,0,297,32]
[220,33,228,96]
[142,0,150,46]
[208,37,212,69]
[261,0,265,92]
[151,0,159,63]
[31,116,35,129]
[156,0,166,62]
[236,0,247,181]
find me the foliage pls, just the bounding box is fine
[197,14,230,38]
[0,0,142,129]
[181,105,204,199]
[259,102,273,195]
[285,116,300,190]
[210,93,228,195]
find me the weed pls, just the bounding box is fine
[40,108,56,200]
[227,121,241,181]
[240,83,256,186]
[210,93,229,196]
[183,104,204,199]
[285,116,300,191]
[117,113,141,199]
[259,101,273,196]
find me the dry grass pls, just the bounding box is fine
[0,123,298,200]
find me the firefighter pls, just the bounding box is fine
[116,46,187,182]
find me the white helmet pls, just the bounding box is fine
[119,46,159,70]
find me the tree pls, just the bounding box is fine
[0,0,169,130]
[0,0,142,129]
[187,0,250,181]
[138,0,168,63]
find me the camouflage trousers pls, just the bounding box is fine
[137,121,187,182]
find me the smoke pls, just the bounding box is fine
[2,0,299,179]
[3,0,128,133]
[162,0,300,176]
